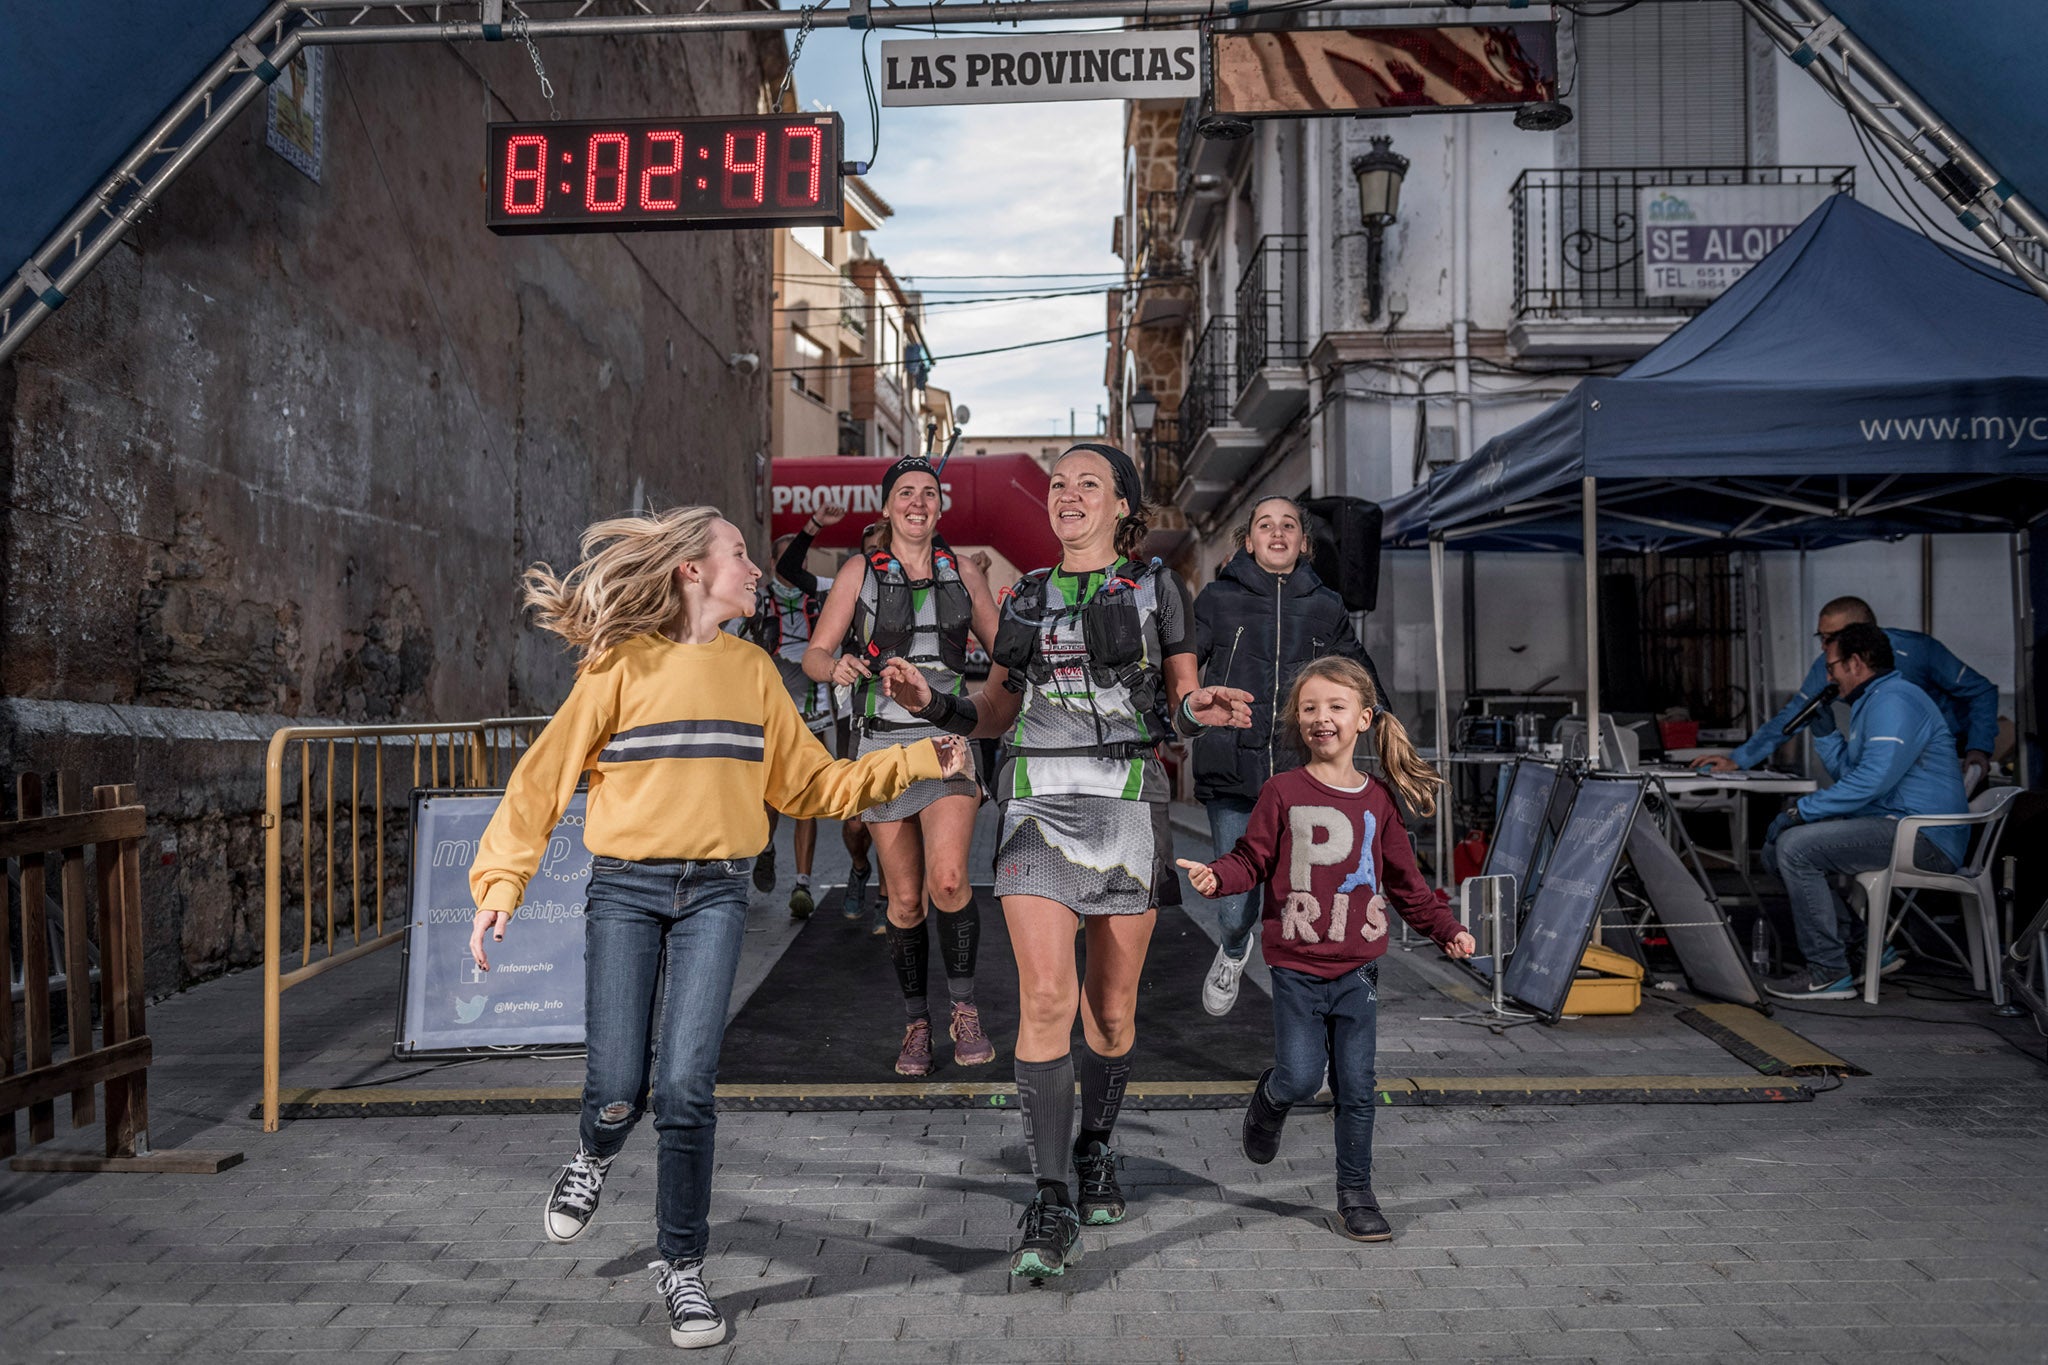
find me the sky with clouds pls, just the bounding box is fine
[790,29,1125,435]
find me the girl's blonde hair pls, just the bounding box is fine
[1284,656,1442,817]
[521,506,724,666]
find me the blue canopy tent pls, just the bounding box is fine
[1393,195,2048,814]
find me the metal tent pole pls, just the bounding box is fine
[2015,530,2035,788]
[1740,0,2048,308]
[1583,476,1600,765]
[1431,533,1453,889]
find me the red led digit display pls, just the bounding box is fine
[486,114,844,235]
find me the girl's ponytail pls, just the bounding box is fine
[1371,708,1442,818]
[1281,654,1443,816]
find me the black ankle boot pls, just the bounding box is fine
[1241,1067,1290,1166]
[1337,1189,1392,1242]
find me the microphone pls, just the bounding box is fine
[1784,682,1840,736]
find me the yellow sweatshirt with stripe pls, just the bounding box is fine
[471,632,942,914]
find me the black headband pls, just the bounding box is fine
[1060,442,1144,516]
[880,455,939,500]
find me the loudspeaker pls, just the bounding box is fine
[1300,496,1383,612]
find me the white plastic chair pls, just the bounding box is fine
[1853,786,2021,1006]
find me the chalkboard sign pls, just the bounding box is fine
[1501,775,1644,1023]
[394,789,592,1057]
[1484,760,1562,907]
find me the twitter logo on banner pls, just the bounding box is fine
[454,995,487,1024]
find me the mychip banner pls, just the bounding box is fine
[879,32,1201,107]
[395,790,591,1056]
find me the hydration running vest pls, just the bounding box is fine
[992,557,1172,759]
[852,543,974,733]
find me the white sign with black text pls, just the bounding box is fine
[1639,183,1838,300]
[878,31,1201,107]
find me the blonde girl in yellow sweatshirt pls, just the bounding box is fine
[466,507,966,1350]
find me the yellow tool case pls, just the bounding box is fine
[1564,942,1644,1015]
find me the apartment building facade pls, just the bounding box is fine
[1107,3,2018,730]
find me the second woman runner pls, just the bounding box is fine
[805,456,1003,1076]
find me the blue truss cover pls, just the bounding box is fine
[0,1,272,286]
[1829,0,2048,214]
[1409,197,2048,552]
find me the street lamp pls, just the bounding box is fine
[1129,387,1159,435]
[1351,135,1409,325]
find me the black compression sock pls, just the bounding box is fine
[885,920,930,1021]
[1014,1054,1076,1188]
[937,898,979,998]
[1077,1042,1133,1144]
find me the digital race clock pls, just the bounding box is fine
[485,113,845,235]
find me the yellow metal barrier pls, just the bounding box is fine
[260,717,548,1131]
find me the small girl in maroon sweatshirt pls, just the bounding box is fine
[1180,656,1473,1241]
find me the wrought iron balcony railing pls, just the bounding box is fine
[1142,413,1183,496]
[1182,316,1238,450]
[1511,166,1855,318]
[1235,234,1307,378]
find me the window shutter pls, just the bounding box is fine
[1577,5,1749,167]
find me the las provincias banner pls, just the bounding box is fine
[770,453,1062,570]
[878,32,1201,107]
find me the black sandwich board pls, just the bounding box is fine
[1500,774,1645,1023]
[1482,759,1565,913]
[394,789,592,1057]
[1625,812,1765,1008]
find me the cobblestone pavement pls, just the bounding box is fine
[4,814,2047,1363]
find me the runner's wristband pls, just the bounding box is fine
[913,689,979,737]
[1174,694,1208,737]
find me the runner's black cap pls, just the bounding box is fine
[880,454,940,500]
[1060,442,1144,513]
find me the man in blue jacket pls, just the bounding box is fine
[1760,622,1968,1000]
[1701,595,1997,781]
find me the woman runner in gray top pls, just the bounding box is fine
[885,443,1251,1282]
[806,457,1002,1077]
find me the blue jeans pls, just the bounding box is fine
[1207,796,1262,961]
[1761,817,1953,981]
[1267,961,1380,1193]
[581,855,751,1263]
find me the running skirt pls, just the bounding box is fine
[858,732,981,823]
[994,795,1179,916]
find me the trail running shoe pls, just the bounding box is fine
[1073,1141,1125,1226]
[1241,1067,1290,1166]
[752,847,776,894]
[894,1017,934,1077]
[788,884,814,920]
[1337,1190,1392,1243]
[843,861,871,920]
[649,1258,726,1349]
[1010,1188,1082,1281]
[1201,943,1249,1017]
[948,1001,996,1067]
[544,1149,614,1243]
[1764,969,1856,1001]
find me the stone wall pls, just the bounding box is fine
[1,31,786,995]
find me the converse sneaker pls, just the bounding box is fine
[788,883,814,920]
[1010,1187,1082,1281]
[1073,1141,1126,1226]
[1201,943,1249,1017]
[1337,1189,1392,1243]
[544,1150,614,1243]
[948,1001,996,1067]
[894,1017,934,1077]
[1241,1067,1290,1166]
[1764,968,1856,1001]
[649,1257,726,1349]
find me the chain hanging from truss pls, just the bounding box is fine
[774,3,819,111]
[509,7,560,119]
